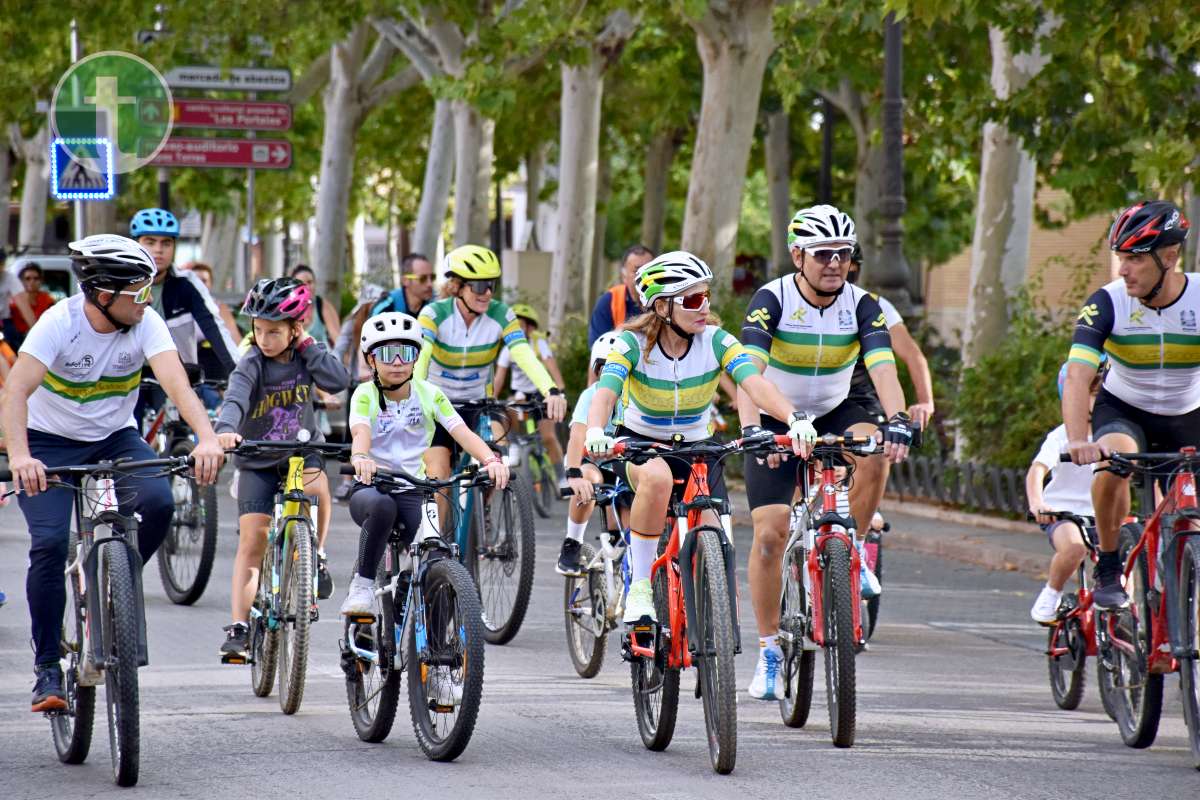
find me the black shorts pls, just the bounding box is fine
[611,426,729,509]
[1091,388,1200,454]
[745,397,877,509]
[511,390,545,424]
[845,389,886,426]
[237,454,324,516]
[430,402,484,455]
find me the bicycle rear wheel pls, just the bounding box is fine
[52,529,95,765]
[157,441,219,605]
[1178,536,1200,770]
[249,549,279,697]
[631,554,679,751]
[563,543,608,678]
[779,542,814,728]
[408,559,485,762]
[1047,614,1086,710]
[277,520,314,715]
[822,535,857,748]
[100,542,141,787]
[694,528,737,774]
[468,476,536,645]
[346,555,401,743]
[864,531,882,641]
[526,447,552,519]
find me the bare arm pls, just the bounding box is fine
[218,303,241,341]
[3,354,49,488]
[543,355,565,389]
[492,364,509,397]
[449,423,510,488]
[322,299,341,341]
[866,362,906,419]
[735,354,766,429]
[738,373,796,427]
[586,386,618,432]
[565,422,586,469]
[1025,462,1049,513]
[890,323,934,424]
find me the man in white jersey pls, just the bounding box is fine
[2,235,224,712]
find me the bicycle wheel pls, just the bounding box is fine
[779,542,815,728]
[347,559,401,743]
[407,559,485,762]
[1096,522,1162,748]
[157,441,219,605]
[52,529,95,765]
[1177,536,1200,770]
[468,475,536,645]
[100,542,141,787]
[249,548,279,698]
[563,543,608,678]
[536,454,557,515]
[277,520,314,715]
[1047,614,1086,710]
[693,528,737,774]
[526,448,551,519]
[630,546,679,751]
[822,535,857,748]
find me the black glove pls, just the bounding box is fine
[882,412,913,447]
[741,424,772,445]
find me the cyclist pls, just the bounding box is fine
[584,250,818,626]
[370,252,435,317]
[588,244,654,347]
[340,311,509,616]
[1065,199,1198,612]
[213,277,351,658]
[493,303,566,482]
[738,204,912,701]
[2,234,223,711]
[415,245,567,509]
[1028,361,1105,623]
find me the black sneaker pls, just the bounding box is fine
[334,480,354,504]
[317,555,335,600]
[31,664,67,713]
[220,623,250,657]
[1093,553,1130,611]
[555,539,584,577]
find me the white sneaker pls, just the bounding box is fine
[1030,585,1063,625]
[748,647,783,700]
[430,666,464,708]
[340,575,376,617]
[857,539,881,598]
[623,578,657,624]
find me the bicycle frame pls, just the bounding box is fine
[568,484,634,631]
[263,455,319,631]
[451,403,500,557]
[1046,515,1100,662]
[804,454,865,647]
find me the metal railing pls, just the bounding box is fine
[886,454,1026,516]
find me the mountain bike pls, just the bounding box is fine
[4,455,193,787]
[337,464,487,761]
[221,437,348,716]
[506,397,559,518]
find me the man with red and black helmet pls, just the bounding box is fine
[1065,199,1196,611]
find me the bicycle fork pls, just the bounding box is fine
[807,527,864,648]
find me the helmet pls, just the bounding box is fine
[443,244,501,280]
[361,311,423,355]
[69,234,157,292]
[590,331,622,369]
[130,208,180,239]
[635,250,713,306]
[1108,200,1190,254]
[787,204,857,250]
[241,277,312,320]
[511,303,540,328]
[1057,356,1108,400]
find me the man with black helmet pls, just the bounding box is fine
[2,234,224,712]
[1066,199,1197,612]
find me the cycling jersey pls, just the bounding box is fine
[846,293,903,403]
[349,378,464,480]
[415,297,555,402]
[497,332,553,395]
[741,275,895,418]
[1069,275,1200,415]
[598,326,756,441]
[155,267,239,377]
[571,382,622,432]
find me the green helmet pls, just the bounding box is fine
[510,303,540,328]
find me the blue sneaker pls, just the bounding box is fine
[857,539,881,598]
[748,646,782,700]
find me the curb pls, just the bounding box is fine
[879,497,1033,534]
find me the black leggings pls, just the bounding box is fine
[348,486,425,580]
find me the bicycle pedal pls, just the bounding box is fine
[220,653,249,665]
[344,613,376,625]
[428,702,455,714]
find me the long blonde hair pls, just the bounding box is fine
[623,297,721,361]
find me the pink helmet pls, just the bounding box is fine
[241,277,313,320]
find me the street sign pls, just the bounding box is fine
[51,137,115,200]
[164,65,291,92]
[172,99,291,131]
[150,137,292,169]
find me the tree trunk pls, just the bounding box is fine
[17,125,49,250]
[680,0,775,274]
[201,204,241,291]
[85,201,116,240]
[1185,179,1200,273]
[0,145,11,250]
[413,98,454,257]
[854,136,885,282]
[452,100,493,246]
[549,58,604,334]
[765,109,791,274]
[641,131,675,253]
[590,151,613,308]
[525,143,546,250]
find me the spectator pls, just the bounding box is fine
[8,263,55,350]
[587,244,654,347]
[371,252,435,317]
[290,264,342,346]
[181,262,242,341]
[0,250,31,350]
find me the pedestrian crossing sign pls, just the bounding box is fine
[51,137,115,201]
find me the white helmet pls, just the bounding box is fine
[787,204,857,251]
[361,311,423,355]
[635,250,713,306]
[69,234,157,291]
[590,331,622,370]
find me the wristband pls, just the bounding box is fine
[484,456,502,466]
[548,387,563,397]
[351,452,371,462]
[566,467,583,479]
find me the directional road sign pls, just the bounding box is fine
[171,99,291,131]
[164,66,291,92]
[149,137,292,169]
[51,137,115,200]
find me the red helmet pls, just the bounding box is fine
[1108,200,1190,254]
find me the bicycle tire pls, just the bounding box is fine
[250,548,279,698]
[1177,536,1200,770]
[468,475,536,645]
[563,543,608,678]
[157,440,219,605]
[779,542,815,728]
[100,542,141,787]
[694,527,737,774]
[631,542,679,752]
[52,528,95,765]
[347,556,401,743]
[526,450,551,519]
[1047,614,1086,710]
[277,520,314,715]
[407,559,486,762]
[537,454,557,516]
[822,535,857,748]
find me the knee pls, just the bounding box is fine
[751,512,789,556]
[637,462,674,496]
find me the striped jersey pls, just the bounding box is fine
[598,325,757,441]
[740,276,895,417]
[1068,276,1200,415]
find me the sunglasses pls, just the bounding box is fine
[465,279,495,295]
[371,343,421,364]
[117,283,153,304]
[805,247,854,266]
[671,290,710,311]
[404,272,434,283]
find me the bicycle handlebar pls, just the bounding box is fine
[0,454,194,484]
[337,463,492,491]
[229,439,351,459]
[1059,448,1200,467]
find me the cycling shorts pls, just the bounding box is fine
[1092,388,1200,454]
[237,454,324,516]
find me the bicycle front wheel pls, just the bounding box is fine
[822,535,857,748]
[468,476,536,645]
[100,542,141,787]
[1178,536,1200,769]
[157,441,219,605]
[277,520,314,715]
[779,542,814,728]
[693,528,737,774]
[563,543,608,678]
[52,528,95,765]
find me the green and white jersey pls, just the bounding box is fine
[349,378,464,479]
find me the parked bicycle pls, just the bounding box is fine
[506,397,560,518]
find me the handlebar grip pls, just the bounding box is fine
[0,470,11,482]
[911,424,923,449]
[1059,452,1074,462]
[559,486,575,499]
[339,464,356,476]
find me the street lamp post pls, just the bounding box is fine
[876,11,913,315]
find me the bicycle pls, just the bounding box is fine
[861,516,887,641]
[3,454,194,787]
[613,436,745,775]
[1083,448,1200,767]
[769,432,876,748]
[221,437,349,717]
[560,480,633,678]
[506,397,559,518]
[337,464,487,761]
[447,398,536,645]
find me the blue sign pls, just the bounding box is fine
[51,137,114,201]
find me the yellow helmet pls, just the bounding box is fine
[443,244,501,280]
[510,303,540,327]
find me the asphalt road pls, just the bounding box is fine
[0,476,1196,798]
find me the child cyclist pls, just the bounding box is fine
[1026,360,1106,624]
[214,278,351,658]
[584,251,818,625]
[494,303,567,481]
[340,312,510,615]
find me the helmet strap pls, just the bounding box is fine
[372,367,410,394]
[89,288,133,334]
[799,257,844,299]
[1140,250,1170,304]
[455,290,480,321]
[660,303,695,342]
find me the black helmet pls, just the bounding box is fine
[1108,200,1190,254]
[69,234,157,293]
[241,277,313,321]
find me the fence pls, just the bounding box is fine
[886,454,1026,516]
